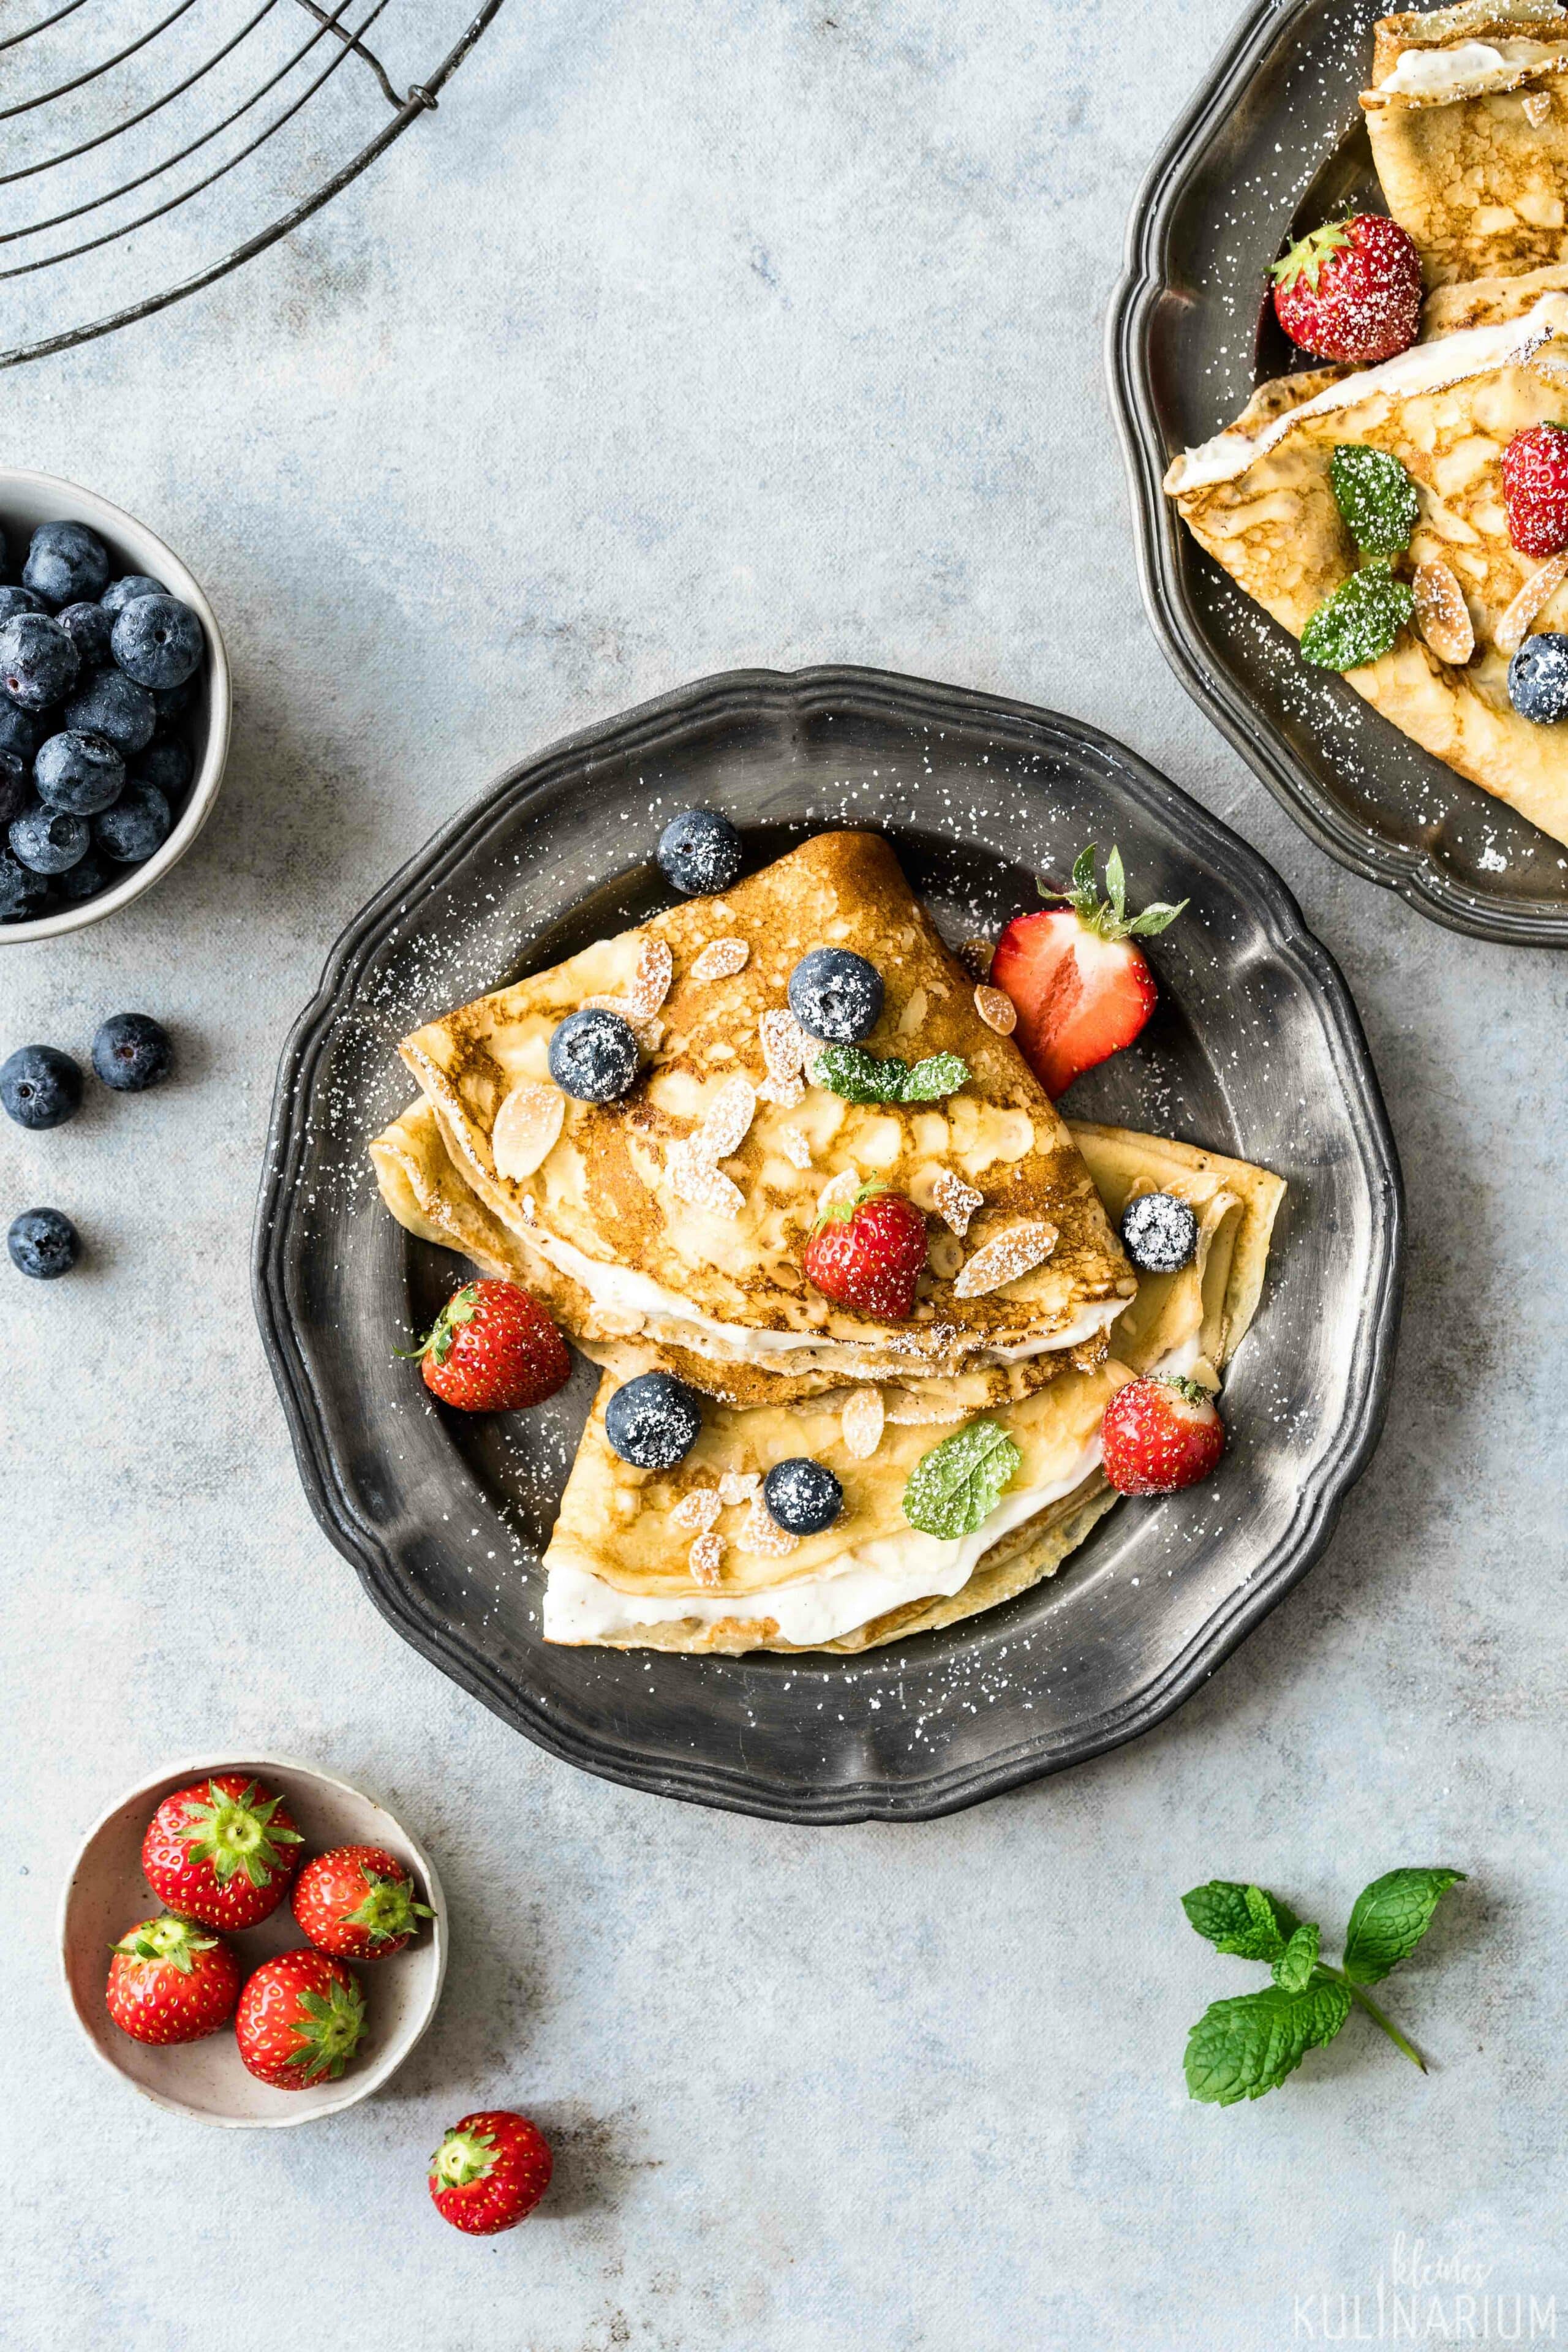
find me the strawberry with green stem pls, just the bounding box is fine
[141,1774,303,1931]
[990,846,1186,1100]
[293,1843,434,1961]
[235,1949,367,2087]
[429,2110,553,2234]
[105,1913,242,2046]
[402,1278,571,1412]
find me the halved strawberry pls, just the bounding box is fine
[801,1182,927,1321]
[1101,1373,1225,1496]
[990,846,1185,1099]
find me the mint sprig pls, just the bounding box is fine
[809,1044,970,1105]
[902,1419,1022,1540]
[1182,1868,1464,2105]
[1300,560,1415,672]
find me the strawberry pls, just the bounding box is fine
[1501,423,1568,556]
[1101,1374,1226,1496]
[405,1279,571,1411]
[234,1949,366,2088]
[292,1844,434,1961]
[429,2110,553,2235]
[1270,213,1422,365]
[801,1182,927,1320]
[105,1913,242,2046]
[990,846,1185,1099]
[141,1774,303,1931]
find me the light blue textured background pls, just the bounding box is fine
[2,2,1565,2346]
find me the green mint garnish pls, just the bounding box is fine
[1329,443,1419,557]
[1300,560,1415,672]
[902,1419,1022,1540]
[809,1044,970,1105]
[1181,1868,1465,2105]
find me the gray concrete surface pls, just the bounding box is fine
[3,2,1566,2346]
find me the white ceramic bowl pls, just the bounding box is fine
[60,1755,447,2128]
[1,469,230,944]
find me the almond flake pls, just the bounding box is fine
[932,1167,983,1236]
[691,938,750,982]
[816,1167,861,1216]
[671,1488,722,1532]
[1412,561,1476,666]
[668,1144,746,1217]
[717,1469,760,1506]
[1525,85,1554,124]
[757,1008,807,1106]
[624,938,674,1020]
[958,937,994,980]
[778,1124,814,1169]
[492,1083,565,1181]
[973,984,1017,1036]
[953,1219,1060,1298]
[841,1386,885,1460]
[688,1531,725,1586]
[688,1074,756,1162]
[1496,552,1568,656]
[737,1495,799,1557]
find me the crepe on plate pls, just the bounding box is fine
[1164,290,1568,850]
[540,1123,1286,1655]
[389,831,1133,1404]
[1363,0,1568,284]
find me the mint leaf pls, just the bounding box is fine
[1329,443,1419,557]
[902,1420,1022,1540]
[900,1051,970,1101]
[809,1045,970,1105]
[1342,1869,1465,1986]
[1272,1921,1321,1993]
[1185,1977,1352,2106]
[1182,1881,1302,1961]
[1300,562,1415,672]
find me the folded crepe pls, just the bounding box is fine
[389,831,1134,1403]
[1363,0,1568,284]
[541,1123,1286,1654]
[1164,290,1568,850]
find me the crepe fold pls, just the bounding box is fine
[540,1123,1286,1654]
[386,831,1133,1405]
[1164,291,1568,850]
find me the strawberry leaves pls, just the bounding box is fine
[902,1419,1022,1540]
[1270,215,1354,295]
[1046,844,1186,943]
[283,1977,368,2081]
[402,1284,480,1367]
[178,1779,302,1890]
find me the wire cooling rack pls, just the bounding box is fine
[0,0,505,368]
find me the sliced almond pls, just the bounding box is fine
[717,1469,760,1506]
[757,1008,808,1106]
[973,984,1017,1036]
[671,1488,722,1533]
[1412,560,1476,666]
[691,938,750,982]
[492,1084,565,1181]
[815,1167,861,1217]
[841,1386,885,1460]
[1496,551,1568,657]
[688,1531,725,1586]
[688,1073,756,1162]
[736,1494,799,1558]
[1525,85,1555,124]
[668,1144,746,1218]
[778,1124,813,1169]
[931,1167,983,1237]
[953,1219,1060,1298]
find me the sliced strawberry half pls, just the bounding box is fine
[989,846,1185,1099]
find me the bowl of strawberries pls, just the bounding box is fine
[60,1755,447,2127]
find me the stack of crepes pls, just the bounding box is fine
[372,832,1284,1654]
[1165,0,1568,852]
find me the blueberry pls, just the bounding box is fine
[0,586,47,622]
[1120,1189,1199,1275]
[151,675,196,724]
[92,1011,173,1091]
[0,701,37,765]
[1,1044,83,1129]
[94,778,171,864]
[10,799,88,875]
[787,947,884,1043]
[1507,631,1568,724]
[8,1207,79,1280]
[23,520,110,608]
[64,667,156,756]
[0,613,78,710]
[763,1456,843,1534]
[657,808,744,896]
[53,847,113,907]
[34,729,125,816]
[0,851,48,922]
[132,735,191,803]
[0,749,27,829]
[603,1371,703,1468]
[548,1007,641,1102]
[110,594,203,690]
[100,573,166,616]
[55,601,116,669]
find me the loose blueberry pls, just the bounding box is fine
[92,1012,173,1092]
[763,1456,843,1535]
[10,799,88,875]
[23,520,109,608]
[657,808,744,896]
[151,675,196,724]
[34,729,125,816]
[53,847,113,907]
[100,573,166,616]
[55,601,116,669]
[1120,1190,1199,1276]
[787,947,884,1044]
[0,586,47,623]
[1,1044,83,1129]
[0,613,78,710]
[0,750,28,829]
[94,778,171,864]
[0,851,48,922]
[603,1371,703,1469]
[110,594,203,690]
[8,1207,79,1280]
[0,701,37,765]
[1507,631,1568,724]
[548,1007,641,1102]
[63,666,156,755]
[132,736,192,803]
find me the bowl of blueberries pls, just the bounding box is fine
[0,470,229,942]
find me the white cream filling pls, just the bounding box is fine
[1373,36,1557,94]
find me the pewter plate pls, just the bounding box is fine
[1109,0,1568,944]
[254,666,1401,1822]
